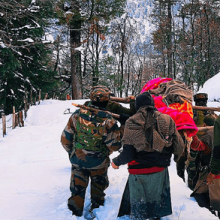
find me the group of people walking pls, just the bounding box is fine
[60,85,220,219]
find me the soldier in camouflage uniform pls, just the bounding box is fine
[87,85,136,117]
[84,85,136,134]
[187,93,209,190]
[60,87,121,217]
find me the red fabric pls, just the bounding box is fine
[141,77,172,93]
[141,77,198,138]
[153,95,167,109]
[128,167,165,175]
[191,135,207,151]
[190,135,211,154]
[214,174,220,179]
[128,160,165,174]
[157,106,198,137]
[128,160,140,166]
[149,93,198,137]
[169,100,193,118]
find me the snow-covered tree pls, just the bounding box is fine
[0,0,59,114]
[55,0,126,99]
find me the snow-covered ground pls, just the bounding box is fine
[198,73,220,102]
[0,98,218,220]
[1,73,220,220]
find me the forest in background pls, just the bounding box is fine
[1,0,220,114]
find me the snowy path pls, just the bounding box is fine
[0,100,218,220]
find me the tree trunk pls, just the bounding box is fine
[167,1,173,78]
[70,20,81,100]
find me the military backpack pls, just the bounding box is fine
[74,105,111,156]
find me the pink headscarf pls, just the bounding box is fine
[141,77,172,93]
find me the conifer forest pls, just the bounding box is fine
[1,0,220,114]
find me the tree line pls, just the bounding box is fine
[152,0,220,91]
[1,0,220,115]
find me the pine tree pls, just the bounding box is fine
[0,0,58,114]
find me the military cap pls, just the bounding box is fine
[91,85,110,93]
[90,87,110,102]
[193,93,208,102]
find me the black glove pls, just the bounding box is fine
[118,113,129,125]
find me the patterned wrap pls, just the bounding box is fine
[122,106,185,162]
[149,80,193,104]
[61,107,121,216]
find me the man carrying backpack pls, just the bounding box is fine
[84,85,136,133]
[60,87,121,217]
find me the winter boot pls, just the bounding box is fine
[67,203,83,217]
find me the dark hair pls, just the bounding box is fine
[135,92,154,111]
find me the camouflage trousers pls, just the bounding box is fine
[187,150,200,190]
[67,165,109,216]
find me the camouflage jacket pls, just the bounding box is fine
[61,108,121,169]
[84,100,136,137]
[106,100,135,116]
[84,100,136,116]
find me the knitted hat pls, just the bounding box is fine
[203,114,216,126]
[135,92,154,111]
